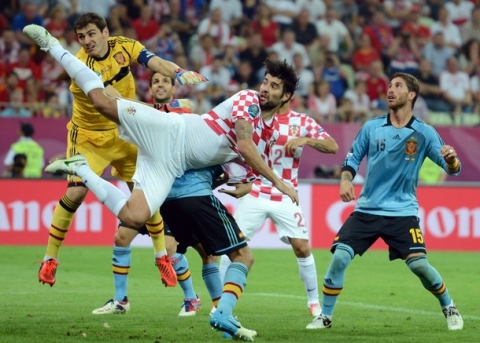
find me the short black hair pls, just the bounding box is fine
[264,59,299,100]
[20,122,34,137]
[149,72,175,87]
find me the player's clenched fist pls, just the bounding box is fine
[174,68,209,85]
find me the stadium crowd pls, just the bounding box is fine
[1,0,480,125]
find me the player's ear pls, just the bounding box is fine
[103,27,110,38]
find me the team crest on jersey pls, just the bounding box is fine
[113,52,126,66]
[126,106,136,115]
[248,104,260,118]
[405,137,418,157]
[289,125,300,137]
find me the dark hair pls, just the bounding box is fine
[20,122,34,137]
[264,59,299,101]
[149,72,175,87]
[390,72,419,109]
[74,12,108,32]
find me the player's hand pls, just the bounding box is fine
[284,138,307,155]
[218,183,252,199]
[340,180,355,202]
[159,99,193,113]
[275,180,299,205]
[441,145,457,164]
[174,68,208,86]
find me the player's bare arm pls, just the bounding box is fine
[218,183,253,199]
[284,137,339,155]
[339,170,355,202]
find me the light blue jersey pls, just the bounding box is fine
[166,166,223,200]
[343,114,460,216]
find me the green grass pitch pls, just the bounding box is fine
[1,247,479,342]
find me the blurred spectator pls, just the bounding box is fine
[40,92,65,118]
[0,89,31,117]
[383,0,413,33]
[291,8,319,65]
[460,7,480,44]
[232,60,258,89]
[24,77,44,116]
[249,3,279,48]
[0,29,21,65]
[315,7,354,60]
[339,79,371,122]
[62,26,81,55]
[77,0,117,19]
[132,5,160,46]
[40,53,67,93]
[422,32,456,77]
[2,153,27,178]
[264,0,299,32]
[239,33,268,75]
[401,4,431,50]
[417,58,451,113]
[197,54,231,105]
[209,0,243,29]
[44,4,68,39]
[149,0,171,22]
[12,2,44,47]
[334,0,360,39]
[106,4,130,36]
[362,60,388,108]
[351,33,380,72]
[150,22,184,62]
[386,30,422,75]
[189,34,220,71]
[0,12,8,36]
[7,47,42,90]
[430,6,462,50]
[0,72,22,110]
[362,10,395,66]
[191,88,212,114]
[418,157,447,184]
[320,53,349,102]
[242,0,260,22]
[444,0,474,27]
[0,0,19,22]
[197,7,230,48]
[412,95,430,123]
[439,56,472,122]
[357,0,383,26]
[470,64,480,115]
[308,80,337,123]
[427,0,443,21]
[164,0,196,50]
[459,39,480,76]
[222,44,241,75]
[293,53,315,98]
[3,122,44,178]
[270,28,310,67]
[296,0,326,22]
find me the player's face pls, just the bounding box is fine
[387,77,413,110]
[150,73,174,103]
[259,74,289,111]
[76,24,109,58]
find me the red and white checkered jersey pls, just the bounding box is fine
[250,110,330,201]
[202,89,279,164]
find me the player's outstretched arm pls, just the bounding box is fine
[147,56,208,86]
[284,136,339,155]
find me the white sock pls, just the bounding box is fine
[218,254,231,283]
[76,165,127,216]
[297,254,319,305]
[49,44,104,95]
[154,251,167,259]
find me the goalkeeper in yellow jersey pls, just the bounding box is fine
[37,12,207,288]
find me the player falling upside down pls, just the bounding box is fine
[36,12,207,288]
[306,72,463,331]
[219,95,339,317]
[24,23,300,340]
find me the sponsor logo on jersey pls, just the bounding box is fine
[289,125,300,137]
[113,52,126,66]
[405,136,418,156]
[248,104,260,118]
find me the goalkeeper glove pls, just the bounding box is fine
[174,68,208,86]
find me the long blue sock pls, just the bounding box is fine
[112,246,131,301]
[217,262,248,316]
[172,253,196,299]
[202,263,223,307]
[322,245,354,317]
[406,255,452,307]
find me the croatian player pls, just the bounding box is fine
[219,97,339,317]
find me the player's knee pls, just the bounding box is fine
[331,244,354,272]
[114,230,130,246]
[406,256,429,277]
[291,239,310,257]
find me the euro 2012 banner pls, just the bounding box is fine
[0,180,479,251]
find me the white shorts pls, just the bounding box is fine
[234,194,309,244]
[117,98,187,215]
